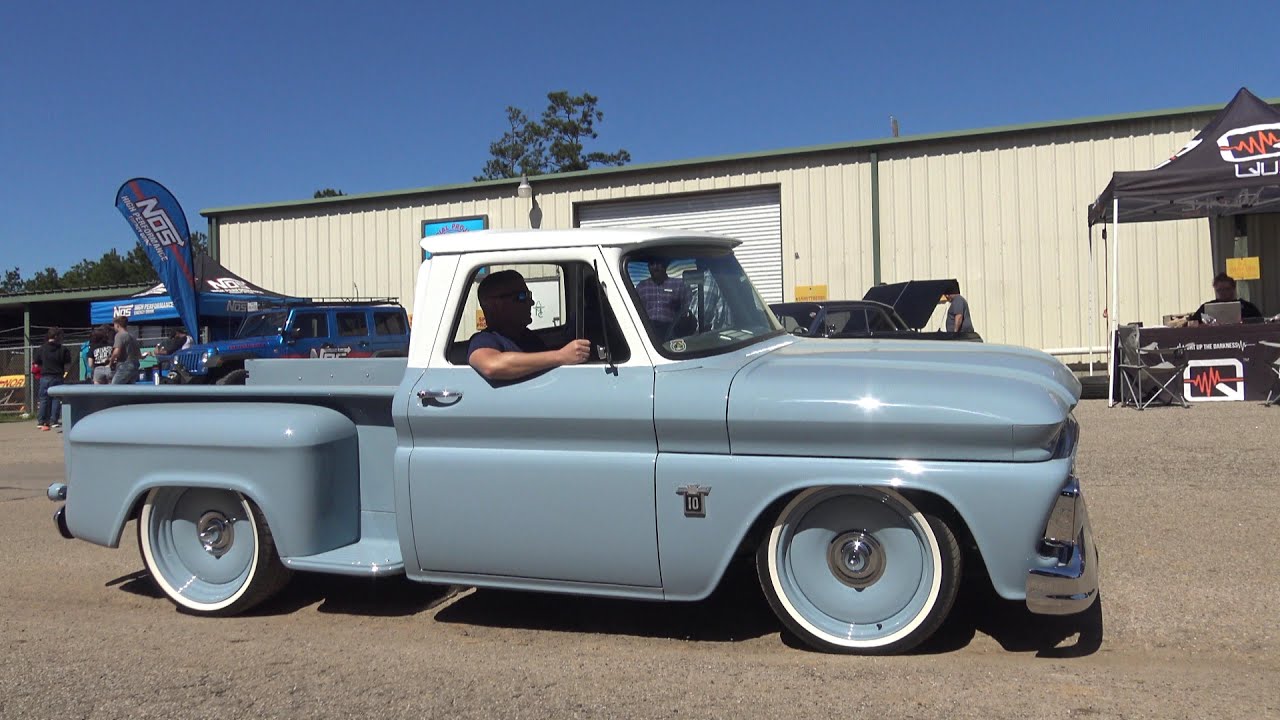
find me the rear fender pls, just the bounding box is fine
[62,402,360,557]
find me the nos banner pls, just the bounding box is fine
[115,179,198,336]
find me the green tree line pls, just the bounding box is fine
[2,232,208,295]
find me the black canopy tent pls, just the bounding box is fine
[1089,88,1280,226]
[1087,87,1280,404]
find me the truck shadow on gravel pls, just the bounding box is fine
[109,564,1103,656]
[432,559,779,643]
[917,579,1104,658]
[111,569,460,618]
[436,563,1104,657]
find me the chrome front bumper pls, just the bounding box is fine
[1026,476,1099,615]
[48,483,73,539]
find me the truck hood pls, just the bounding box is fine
[726,338,1079,462]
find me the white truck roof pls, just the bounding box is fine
[419,228,741,257]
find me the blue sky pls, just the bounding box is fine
[2,1,1278,277]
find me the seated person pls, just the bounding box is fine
[635,259,691,337]
[467,270,590,381]
[1188,272,1263,326]
[155,328,192,355]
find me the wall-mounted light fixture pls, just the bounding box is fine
[517,175,533,199]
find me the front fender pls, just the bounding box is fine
[656,454,1072,602]
[62,402,360,558]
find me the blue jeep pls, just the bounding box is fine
[166,302,410,384]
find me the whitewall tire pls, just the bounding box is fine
[756,486,962,654]
[138,487,291,616]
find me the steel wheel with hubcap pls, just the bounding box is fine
[138,487,291,616]
[757,486,961,654]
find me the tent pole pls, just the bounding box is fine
[1088,224,1095,376]
[1111,198,1119,338]
[1108,198,1119,407]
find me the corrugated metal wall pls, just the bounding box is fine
[216,111,1238,352]
[577,187,784,302]
[878,114,1216,352]
[1244,214,1280,314]
[217,156,876,319]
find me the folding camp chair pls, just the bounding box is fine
[1261,341,1280,407]
[1116,324,1189,409]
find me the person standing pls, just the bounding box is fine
[89,325,115,384]
[635,259,692,338]
[110,316,142,384]
[944,291,976,334]
[32,327,71,431]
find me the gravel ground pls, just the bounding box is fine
[1,400,1277,719]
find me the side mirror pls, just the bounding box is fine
[791,327,808,336]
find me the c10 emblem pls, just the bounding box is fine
[676,485,711,518]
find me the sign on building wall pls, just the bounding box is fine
[423,216,488,236]
[795,284,828,301]
[1226,256,1261,280]
[423,216,488,260]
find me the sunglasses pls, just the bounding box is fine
[494,290,532,302]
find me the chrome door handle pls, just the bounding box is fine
[418,389,463,402]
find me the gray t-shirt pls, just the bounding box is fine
[113,329,142,363]
[946,295,975,333]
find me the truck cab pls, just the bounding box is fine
[167,302,409,384]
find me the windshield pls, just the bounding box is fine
[236,311,289,339]
[624,244,784,359]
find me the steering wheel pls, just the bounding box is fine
[663,312,698,344]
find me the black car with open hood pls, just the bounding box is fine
[770,279,982,342]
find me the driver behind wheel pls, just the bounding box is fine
[467,270,591,382]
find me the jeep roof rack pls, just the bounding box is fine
[289,297,403,306]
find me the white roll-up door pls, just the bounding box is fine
[577,188,783,303]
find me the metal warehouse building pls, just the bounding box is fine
[201,97,1280,360]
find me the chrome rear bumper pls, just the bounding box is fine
[1026,476,1099,615]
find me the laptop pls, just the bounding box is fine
[1202,301,1243,325]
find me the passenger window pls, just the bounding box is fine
[292,313,328,339]
[444,261,630,366]
[374,311,406,335]
[336,312,369,337]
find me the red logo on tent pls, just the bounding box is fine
[1217,123,1280,162]
[1182,359,1245,402]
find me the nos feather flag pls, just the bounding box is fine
[115,178,199,337]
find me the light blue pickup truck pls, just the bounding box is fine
[48,228,1097,655]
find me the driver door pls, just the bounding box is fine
[405,249,661,588]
